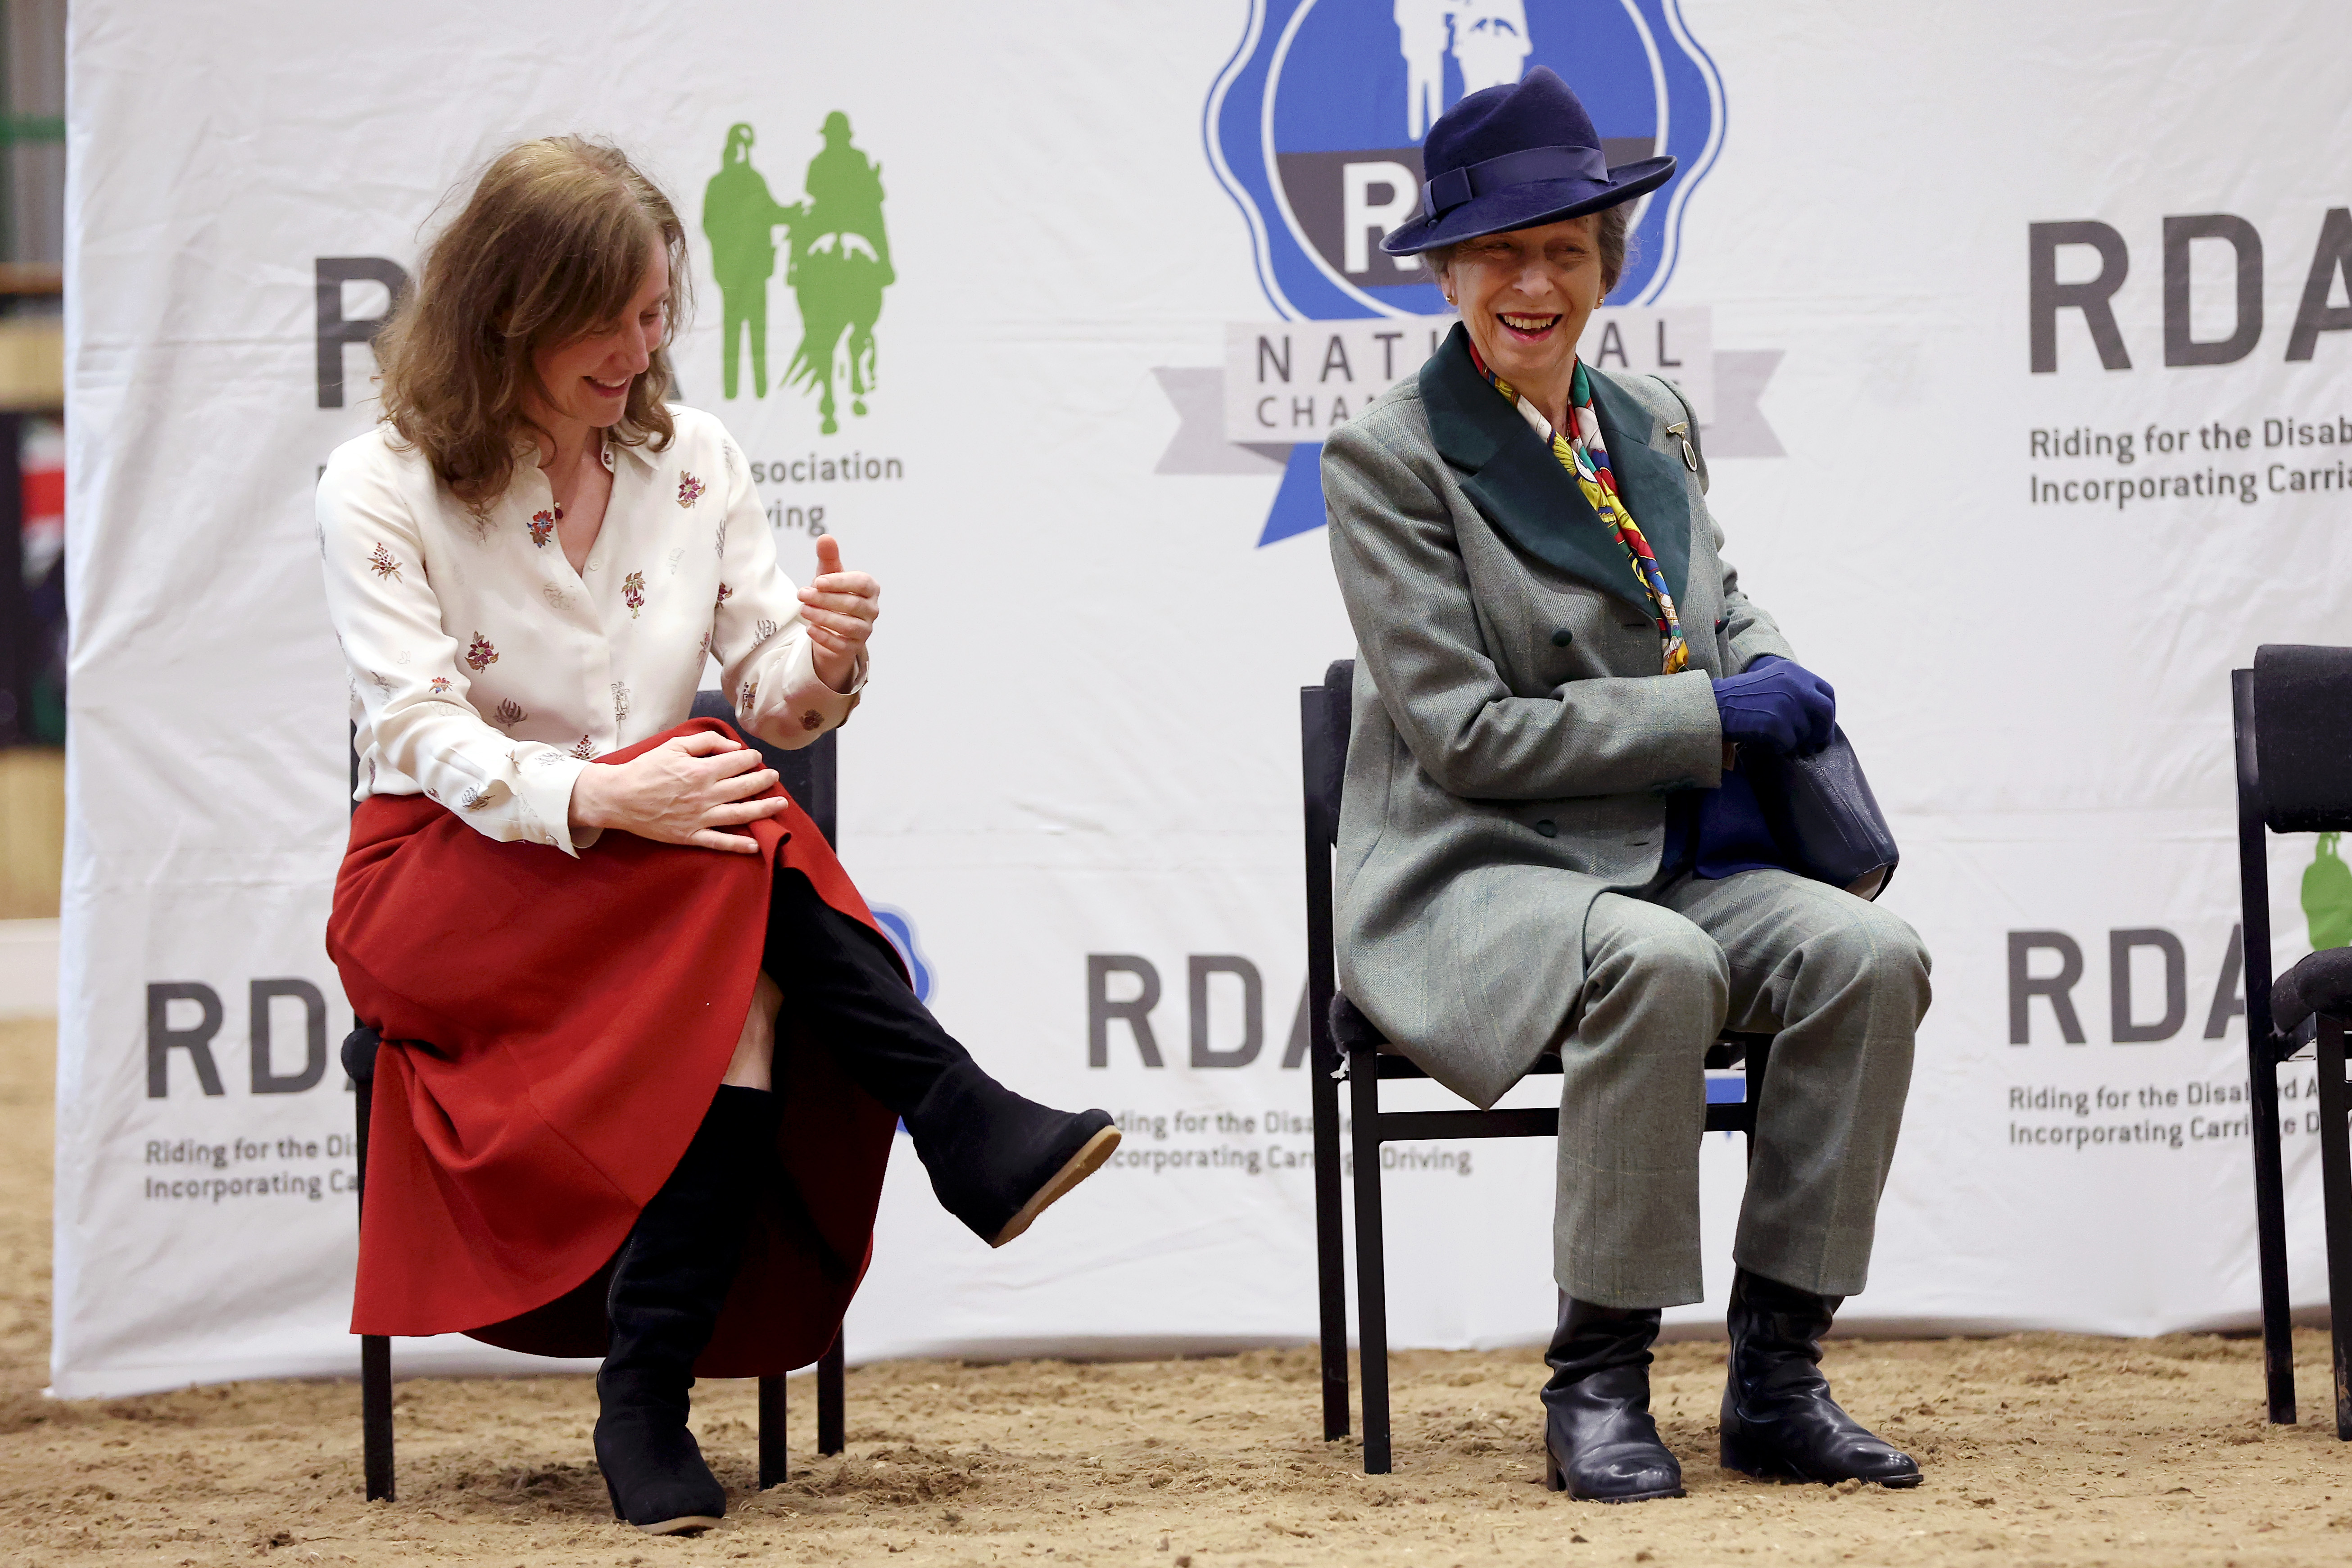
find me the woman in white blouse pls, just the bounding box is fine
[319,137,1119,1536]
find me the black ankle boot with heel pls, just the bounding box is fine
[594,1084,775,1534]
[1718,1267,1919,1487]
[1541,1297,1684,1503]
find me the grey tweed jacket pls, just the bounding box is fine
[1321,324,1795,1110]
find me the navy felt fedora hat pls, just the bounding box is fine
[1380,67,1674,255]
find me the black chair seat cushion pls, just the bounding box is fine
[2273,946,2352,1033]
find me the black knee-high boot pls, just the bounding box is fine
[1719,1267,1919,1487]
[595,1085,775,1534]
[764,873,1119,1245]
[1542,1298,1685,1503]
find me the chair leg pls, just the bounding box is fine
[2234,686,2297,1425]
[818,1332,845,1455]
[2248,1027,2298,1423]
[758,1375,788,1487]
[361,1334,394,1501]
[352,1055,394,1501]
[2316,1017,2352,1441]
[1311,1018,1350,1441]
[1348,1040,1391,1475]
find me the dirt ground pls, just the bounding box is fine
[4,1019,2349,1567]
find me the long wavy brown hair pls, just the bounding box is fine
[376,137,693,508]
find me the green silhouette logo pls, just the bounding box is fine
[2303,832,2352,951]
[702,113,894,433]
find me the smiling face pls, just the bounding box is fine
[529,243,670,434]
[1440,214,1604,423]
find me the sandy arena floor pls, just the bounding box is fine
[4,1018,2348,1567]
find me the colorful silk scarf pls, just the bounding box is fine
[1469,346,1688,674]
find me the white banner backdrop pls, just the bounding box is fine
[54,0,2352,1397]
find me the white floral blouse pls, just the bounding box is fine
[317,406,862,857]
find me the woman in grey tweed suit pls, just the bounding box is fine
[1322,69,1930,1503]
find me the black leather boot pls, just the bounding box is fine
[1719,1267,1919,1487]
[901,1065,1121,1246]
[765,871,1119,1246]
[594,1085,773,1533]
[1541,1298,1685,1503]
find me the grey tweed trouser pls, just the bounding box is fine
[1554,866,1929,1310]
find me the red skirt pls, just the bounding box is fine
[326,718,899,1375]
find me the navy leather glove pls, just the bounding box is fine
[1712,655,1835,755]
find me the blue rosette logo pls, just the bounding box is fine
[1209,0,1723,318]
[1165,1,1761,546]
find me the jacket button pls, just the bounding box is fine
[1550,628,1574,647]
[1534,819,1559,838]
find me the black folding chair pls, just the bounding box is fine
[1301,658,1774,1474]
[2230,646,2352,1439]
[344,693,848,1500]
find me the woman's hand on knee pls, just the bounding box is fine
[568,731,787,853]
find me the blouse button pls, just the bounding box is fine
[1534,819,1559,838]
[1550,628,1574,648]
[586,555,602,571]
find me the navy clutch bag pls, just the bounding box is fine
[1745,725,1899,900]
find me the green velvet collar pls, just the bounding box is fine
[1417,322,1691,613]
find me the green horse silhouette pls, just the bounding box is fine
[782,112,893,435]
[702,113,893,431]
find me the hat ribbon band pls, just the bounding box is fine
[1419,144,1612,222]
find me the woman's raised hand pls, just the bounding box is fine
[567,730,786,854]
[798,534,879,693]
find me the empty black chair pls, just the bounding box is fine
[1301,658,1773,1473]
[344,694,847,1500]
[2232,646,2352,1439]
